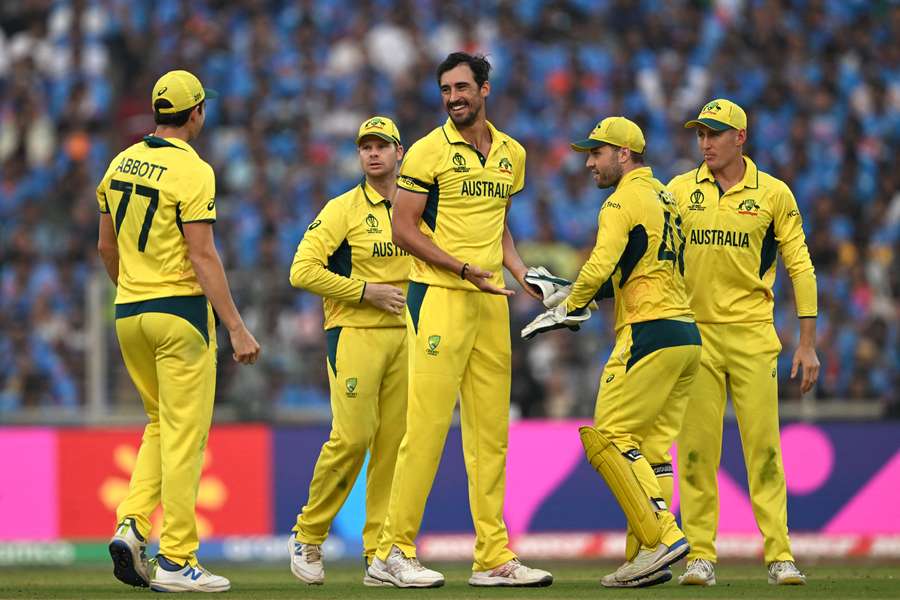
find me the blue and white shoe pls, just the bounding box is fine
[149,555,231,593]
[288,535,324,585]
[108,517,148,587]
[613,538,690,583]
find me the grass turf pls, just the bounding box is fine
[0,562,897,599]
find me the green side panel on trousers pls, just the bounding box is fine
[627,318,701,371]
[115,295,209,346]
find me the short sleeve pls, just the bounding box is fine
[180,162,217,223]
[510,142,526,196]
[398,138,439,194]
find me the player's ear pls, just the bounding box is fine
[481,80,491,98]
[395,143,404,161]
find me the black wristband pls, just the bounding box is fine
[460,263,469,280]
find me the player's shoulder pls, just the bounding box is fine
[331,183,365,208]
[666,168,699,190]
[410,126,449,151]
[756,168,791,195]
[502,134,526,162]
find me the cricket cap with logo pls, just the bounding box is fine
[570,116,646,153]
[684,98,747,131]
[356,116,402,145]
[152,70,218,114]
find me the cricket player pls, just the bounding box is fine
[670,99,819,586]
[525,117,701,587]
[288,117,410,586]
[98,70,260,592]
[366,52,552,588]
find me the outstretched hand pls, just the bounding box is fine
[465,264,515,296]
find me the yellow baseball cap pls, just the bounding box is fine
[356,116,401,145]
[571,116,646,153]
[684,99,747,131]
[152,70,218,114]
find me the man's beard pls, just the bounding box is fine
[447,101,481,127]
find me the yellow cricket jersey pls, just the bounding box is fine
[565,167,693,331]
[97,135,215,304]
[668,157,817,323]
[396,118,526,290]
[290,180,411,329]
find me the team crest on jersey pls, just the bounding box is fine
[365,213,382,233]
[426,335,441,356]
[345,377,358,397]
[689,189,705,211]
[498,157,513,175]
[452,153,469,173]
[737,198,760,216]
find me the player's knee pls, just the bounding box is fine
[341,433,374,456]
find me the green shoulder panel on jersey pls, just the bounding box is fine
[759,221,777,277]
[627,318,702,371]
[114,295,210,346]
[618,225,649,287]
[325,327,342,376]
[327,238,353,277]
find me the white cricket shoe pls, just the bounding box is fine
[679,558,717,586]
[601,562,672,588]
[366,545,444,588]
[108,517,148,587]
[149,557,231,593]
[362,557,392,586]
[288,535,324,584]
[614,538,689,582]
[768,560,806,585]
[469,558,553,587]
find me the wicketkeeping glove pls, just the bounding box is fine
[521,303,592,340]
[524,266,574,308]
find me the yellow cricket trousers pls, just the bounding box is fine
[293,326,407,561]
[376,283,517,571]
[594,318,701,558]
[114,296,217,566]
[678,321,794,564]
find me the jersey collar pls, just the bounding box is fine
[440,117,509,147]
[616,166,654,189]
[696,156,759,191]
[142,135,197,156]
[359,179,389,205]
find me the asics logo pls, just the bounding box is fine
[157,87,167,96]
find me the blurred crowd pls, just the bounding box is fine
[0,0,896,418]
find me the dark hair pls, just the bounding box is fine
[153,99,203,126]
[436,52,491,88]
[629,150,645,164]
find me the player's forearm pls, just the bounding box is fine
[502,224,528,281]
[798,315,817,349]
[289,259,366,303]
[98,246,119,284]
[394,222,466,276]
[565,249,617,311]
[188,250,245,332]
[790,268,818,318]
